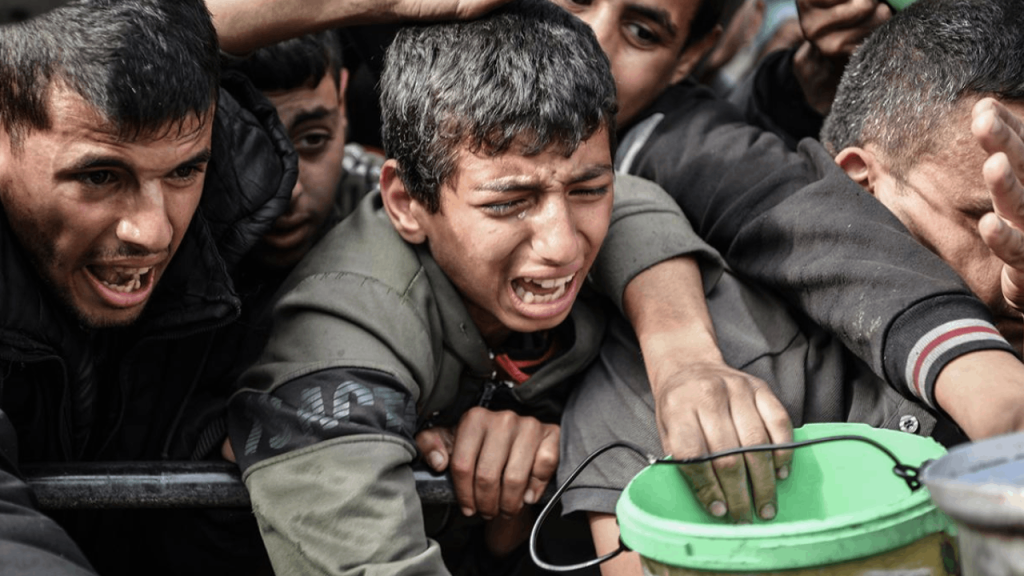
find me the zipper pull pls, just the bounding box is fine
[478,379,497,407]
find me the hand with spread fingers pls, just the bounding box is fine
[652,362,794,523]
[973,97,1024,315]
[793,0,892,114]
[416,407,559,555]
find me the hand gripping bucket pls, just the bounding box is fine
[921,430,1024,576]
[531,423,958,575]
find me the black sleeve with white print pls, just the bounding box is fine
[227,367,417,473]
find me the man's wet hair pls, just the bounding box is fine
[380,0,618,213]
[226,30,345,93]
[821,0,1024,180]
[0,0,219,150]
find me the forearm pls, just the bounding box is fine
[245,435,449,576]
[933,349,1024,439]
[209,0,392,54]
[207,0,511,55]
[622,256,724,394]
[590,173,721,313]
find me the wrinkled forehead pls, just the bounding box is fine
[52,83,214,146]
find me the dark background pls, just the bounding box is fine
[0,0,66,23]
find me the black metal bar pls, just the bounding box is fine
[21,462,464,509]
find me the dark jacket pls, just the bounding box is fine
[0,73,295,576]
[617,79,1013,419]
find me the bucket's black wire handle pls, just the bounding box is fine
[529,434,930,573]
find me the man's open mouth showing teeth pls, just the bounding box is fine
[89,265,153,293]
[513,273,575,304]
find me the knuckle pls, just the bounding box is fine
[500,499,524,517]
[690,482,722,505]
[711,454,745,477]
[450,458,474,478]
[496,410,518,427]
[476,468,501,491]
[536,446,559,470]
[503,472,527,493]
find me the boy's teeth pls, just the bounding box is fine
[514,279,570,304]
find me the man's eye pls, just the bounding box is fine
[295,132,332,154]
[172,165,203,181]
[77,171,116,186]
[626,22,662,46]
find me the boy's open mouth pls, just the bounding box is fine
[87,265,154,294]
[512,273,575,304]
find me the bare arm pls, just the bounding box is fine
[208,0,512,54]
[589,513,643,576]
[622,257,793,523]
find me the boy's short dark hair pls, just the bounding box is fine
[821,0,1024,179]
[226,30,345,93]
[0,0,219,149]
[380,0,618,213]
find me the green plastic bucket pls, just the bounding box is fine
[617,423,958,575]
[886,0,917,11]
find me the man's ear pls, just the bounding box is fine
[672,26,722,85]
[336,68,350,108]
[835,146,879,195]
[337,68,350,134]
[380,159,428,244]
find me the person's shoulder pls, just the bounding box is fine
[282,191,426,303]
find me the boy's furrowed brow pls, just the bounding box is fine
[569,164,614,184]
[626,2,678,38]
[475,164,614,192]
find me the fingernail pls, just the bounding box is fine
[461,507,474,517]
[761,503,776,521]
[777,465,790,480]
[737,519,753,525]
[709,501,727,517]
[524,489,537,505]
[428,451,445,470]
[481,514,494,521]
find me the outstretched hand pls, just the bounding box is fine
[793,0,892,114]
[973,97,1024,315]
[652,361,793,523]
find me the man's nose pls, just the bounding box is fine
[115,182,173,253]
[584,6,616,56]
[531,197,578,265]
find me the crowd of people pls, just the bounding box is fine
[2,0,1024,575]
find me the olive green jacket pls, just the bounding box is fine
[228,173,713,576]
